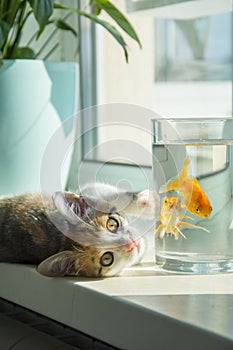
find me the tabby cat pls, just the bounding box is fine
[0,183,158,277]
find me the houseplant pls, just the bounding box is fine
[0,0,141,62]
[0,1,141,194]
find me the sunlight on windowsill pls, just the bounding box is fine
[74,260,233,297]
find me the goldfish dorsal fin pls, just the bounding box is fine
[192,177,202,190]
[159,156,191,194]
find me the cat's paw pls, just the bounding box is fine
[136,190,159,219]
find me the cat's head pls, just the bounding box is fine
[38,192,154,277]
[37,240,145,278]
[41,191,145,277]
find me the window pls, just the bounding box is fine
[67,0,233,192]
[155,13,232,82]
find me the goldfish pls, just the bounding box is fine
[159,157,212,218]
[155,197,209,240]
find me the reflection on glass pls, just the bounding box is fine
[155,13,232,81]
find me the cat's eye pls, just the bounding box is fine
[106,217,120,233]
[100,252,114,267]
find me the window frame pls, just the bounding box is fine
[66,1,233,192]
[66,4,154,192]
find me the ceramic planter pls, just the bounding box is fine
[0,60,78,195]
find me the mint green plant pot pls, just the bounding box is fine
[0,60,78,195]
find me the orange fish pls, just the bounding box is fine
[159,157,212,218]
[155,197,209,239]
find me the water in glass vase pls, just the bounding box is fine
[152,141,233,274]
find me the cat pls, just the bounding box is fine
[0,183,159,277]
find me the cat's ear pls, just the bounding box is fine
[53,191,93,224]
[37,251,77,277]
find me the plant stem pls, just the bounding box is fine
[1,0,21,55]
[6,1,28,57]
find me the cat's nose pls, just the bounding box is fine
[126,241,137,252]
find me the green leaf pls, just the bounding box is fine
[0,19,10,48]
[54,3,129,62]
[93,0,142,48]
[51,18,77,37]
[92,4,101,16]
[28,0,55,32]
[84,15,128,62]
[0,0,20,25]
[12,46,35,58]
[0,49,3,66]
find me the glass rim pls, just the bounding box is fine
[151,116,233,122]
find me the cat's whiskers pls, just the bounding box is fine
[72,244,83,252]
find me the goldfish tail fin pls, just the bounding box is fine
[154,223,163,234]
[179,221,210,233]
[159,175,180,193]
[159,156,191,194]
[175,227,187,239]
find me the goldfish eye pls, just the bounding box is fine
[196,207,201,213]
[210,206,213,212]
[164,199,168,204]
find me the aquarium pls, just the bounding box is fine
[152,118,233,274]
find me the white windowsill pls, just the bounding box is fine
[0,262,233,349]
